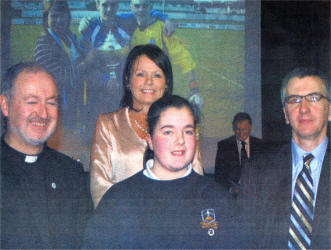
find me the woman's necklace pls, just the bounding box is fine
[134,119,148,134]
[129,110,148,139]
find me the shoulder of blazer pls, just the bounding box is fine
[249,143,291,171]
[218,135,236,146]
[250,136,262,143]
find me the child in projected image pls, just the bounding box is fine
[79,0,175,133]
[83,95,241,249]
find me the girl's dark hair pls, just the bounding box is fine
[143,95,200,164]
[120,44,173,109]
[42,0,71,32]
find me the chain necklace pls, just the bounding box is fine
[134,119,148,134]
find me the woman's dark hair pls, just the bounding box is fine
[42,0,71,32]
[120,44,173,109]
[143,95,200,164]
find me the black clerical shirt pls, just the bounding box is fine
[1,139,91,249]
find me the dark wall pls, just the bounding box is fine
[1,0,12,77]
[261,0,330,145]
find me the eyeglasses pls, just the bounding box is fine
[285,92,330,104]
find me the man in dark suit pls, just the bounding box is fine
[241,67,330,249]
[214,112,262,196]
[0,62,91,248]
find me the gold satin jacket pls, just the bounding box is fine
[90,107,203,207]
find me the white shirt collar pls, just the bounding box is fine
[236,136,250,145]
[143,159,192,181]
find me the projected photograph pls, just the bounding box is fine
[4,0,248,172]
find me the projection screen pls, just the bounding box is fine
[4,0,260,173]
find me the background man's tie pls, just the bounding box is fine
[288,154,314,249]
[240,140,248,164]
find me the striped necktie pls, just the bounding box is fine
[288,154,314,249]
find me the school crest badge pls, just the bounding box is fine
[200,208,218,236]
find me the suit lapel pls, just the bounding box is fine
[231,136,240,162]
[278,145,293,244]
[250,137,258,157]
[311,142,330,247]
[276,144,292,204]
[265,144,292,247]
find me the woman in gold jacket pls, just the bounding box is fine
[90,44,203,207]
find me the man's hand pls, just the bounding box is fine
[163,19,176,37]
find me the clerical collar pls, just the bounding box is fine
[143,159,192,181]
[25,155,38,163]
[2,138,41,164]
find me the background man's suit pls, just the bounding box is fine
[214,135,263,189]
[241,143,330,249]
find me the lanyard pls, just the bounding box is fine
[47,28,72,60]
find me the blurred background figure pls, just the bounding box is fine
[80,0,130,132]
[34,0,86,130]
[79,0,173,135]
[214,112,263,197]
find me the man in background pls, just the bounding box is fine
[0,62,91,248]
[214,112,263,196]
